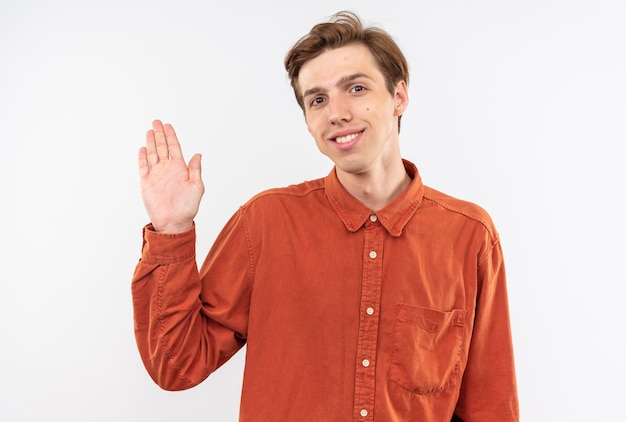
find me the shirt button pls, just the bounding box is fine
[370,214,378,222]
[362,359,370,367]
[369,251,377,259]
[360,409,368,417]
[366,307,374,315]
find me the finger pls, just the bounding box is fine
[138,146,149,177]
[163,123,184,161]
[145,129,158,169]
[188,153,203,184]
[152,119,170,161]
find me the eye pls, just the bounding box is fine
[350,85,366,93]
[309,96,325,107]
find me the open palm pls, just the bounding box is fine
[138,120,204,233]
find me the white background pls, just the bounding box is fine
[1,0,624,420]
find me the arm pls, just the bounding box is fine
[132,217,251,390]
[454,240,519,421]
[132,120,250,390]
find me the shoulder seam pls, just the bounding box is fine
[422,193,500,268]
[243,183,326,208]
[422,193,498,242]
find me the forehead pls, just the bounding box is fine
[298,44,382,92]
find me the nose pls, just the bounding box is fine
[327,95,351,124]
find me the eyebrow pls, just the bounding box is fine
[302,73,374,100]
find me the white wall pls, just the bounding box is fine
[1,0,624,420]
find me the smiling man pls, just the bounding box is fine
[297,43,410,212]
[132,11,519,421]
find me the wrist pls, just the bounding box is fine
[151,221,194,234]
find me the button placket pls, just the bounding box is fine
[353,221,384,421]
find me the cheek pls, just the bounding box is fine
[305,115,323,137]
[304,116,314,135]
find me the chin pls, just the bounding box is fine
[336,160,369,176]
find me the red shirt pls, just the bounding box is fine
[132,160,519,421]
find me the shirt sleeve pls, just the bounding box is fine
[131,210,253,391]
[453,239,520,421]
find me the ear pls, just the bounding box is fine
[392,80,409,116]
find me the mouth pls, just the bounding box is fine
[332,130,364,144]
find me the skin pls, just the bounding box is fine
[298,43,410,210]
[139,44,410,232]
[138,121,203,233]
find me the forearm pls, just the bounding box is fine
[131,224,243,390]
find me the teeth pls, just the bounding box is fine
[335,133,359,144]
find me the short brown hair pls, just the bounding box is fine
[284,11,409,112]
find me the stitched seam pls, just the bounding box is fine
[423,196,497,241]
[156,265,194,387]
[423,195,500,269]
[246,184,326,203]
[144,251,195,265]
[477,238,498,268]
[239,208,257,287]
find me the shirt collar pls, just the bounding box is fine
[325,159,424,237]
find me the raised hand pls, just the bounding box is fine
[138,120,204,233]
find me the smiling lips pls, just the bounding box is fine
[334,131,362,144]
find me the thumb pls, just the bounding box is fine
[188,153,203,183]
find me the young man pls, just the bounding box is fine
[133,11,519,421]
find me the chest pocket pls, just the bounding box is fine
[389,304,466,395]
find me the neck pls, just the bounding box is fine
[336,158,412,211]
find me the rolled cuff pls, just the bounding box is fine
[140,223,196,265]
